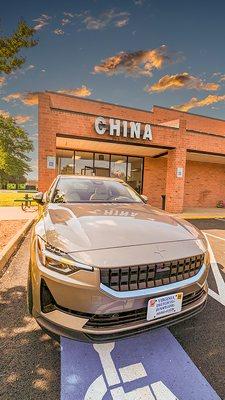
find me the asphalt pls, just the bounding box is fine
[0,233,60,400]
[0,219,225,400]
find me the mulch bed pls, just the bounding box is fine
[0,220,27,251]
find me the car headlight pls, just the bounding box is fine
[37,236,93,275]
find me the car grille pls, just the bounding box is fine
[85,287,206,329]
[100,254,204,292]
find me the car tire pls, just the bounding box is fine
[27,263,33,315]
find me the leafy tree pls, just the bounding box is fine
[0,20,38,74]
[0,115,33,185]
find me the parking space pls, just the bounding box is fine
[0,219,225,399]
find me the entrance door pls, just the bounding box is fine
[94,153,110,177]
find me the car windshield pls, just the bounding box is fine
[52,177,143,203]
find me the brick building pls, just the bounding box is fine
[38,91,225,213]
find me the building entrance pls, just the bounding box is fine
[56,149,143,193]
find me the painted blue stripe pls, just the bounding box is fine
[61,328,221,400]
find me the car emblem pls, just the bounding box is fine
[154,246,166,260]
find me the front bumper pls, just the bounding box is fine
[31,254,209,341]
[36,288,207,342]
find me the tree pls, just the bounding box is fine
[0,20,38,74]
[0,115,33,185]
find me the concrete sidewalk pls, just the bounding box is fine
[0,207,37,221]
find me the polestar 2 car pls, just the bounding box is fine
[28,175,210,342]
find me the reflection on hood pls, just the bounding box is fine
[42,203,201,254]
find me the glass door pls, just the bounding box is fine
[94,153,110,177]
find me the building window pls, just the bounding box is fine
[75,151,94,175]
[110,155,127,182]
[57,149,74,175]
[56,149,143,193]
[127,157,143,193]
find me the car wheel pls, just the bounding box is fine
[27,263,33,315]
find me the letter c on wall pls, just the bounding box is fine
[95,117,106,135]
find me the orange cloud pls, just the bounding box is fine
[0,77,6,86]
[146,72,220,93]
[22,93,39,105]
[0,109,10,118]
[3,92,38,106]
[172,94,225,112]
[58,85,92,97]
[94,46,180,76]
[4,86,91,106]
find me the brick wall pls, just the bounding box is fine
[38,92,225,212]
[184,161,225,207]
[144,159,225,209]
[143,158,167,208]
[152,105,225,136]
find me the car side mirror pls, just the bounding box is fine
[33,192,44,204]
[140,194,148,203]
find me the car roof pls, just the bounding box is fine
[58,175,123,182]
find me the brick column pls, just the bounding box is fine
[38,93,57,192]
[165,147,187,213]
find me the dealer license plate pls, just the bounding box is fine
[147,292,183,321]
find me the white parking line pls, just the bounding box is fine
[203,233,225,306]
[203,232,225,241]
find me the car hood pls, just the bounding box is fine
[42,203,204,256]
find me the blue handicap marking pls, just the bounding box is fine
[61,328,221,400]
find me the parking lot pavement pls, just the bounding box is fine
[0,233,60,400]
[0,219,225,399]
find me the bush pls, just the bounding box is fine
[217,200,225,208]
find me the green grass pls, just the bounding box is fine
[0,191,36,206]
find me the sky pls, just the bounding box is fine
[1,0,225,179]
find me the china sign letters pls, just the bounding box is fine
[95,117,153,141]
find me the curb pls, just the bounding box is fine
[0,217,35,271]
[174,214,225,220]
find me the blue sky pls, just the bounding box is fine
[1,0,225,179]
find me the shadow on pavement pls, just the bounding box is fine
[0,285,60,400]
[187,218,225,231]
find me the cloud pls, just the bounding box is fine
[0,76,6,86]
[133,0,145,5]
[63,12,74,18]
[94,45,179,76]
[53,28,65,35]
[58,85,91,97]
[145,72,220,93]
[115,18,129,28]
[80,9,130,30]
[33,14,51,31]
[0,109,10,118]
[3,92,38,106]
[14,115,32,124]
[0,109,31,124]
[26,64,35,71]
[3,92,22,102]
[61,18,70,26]
[172,94,225,112]
[3,86,91,105]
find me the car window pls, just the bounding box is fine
[52,178,142,203]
